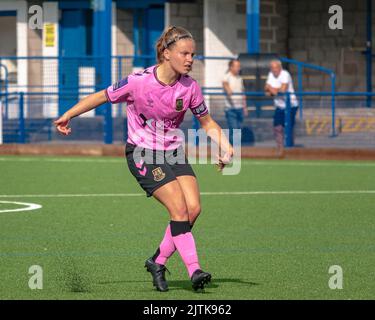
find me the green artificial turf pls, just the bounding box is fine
[0,155,374,299]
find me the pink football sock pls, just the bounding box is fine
[170,221,201,278]
[152,223,195,265]
[154,224,176,265]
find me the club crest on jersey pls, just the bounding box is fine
[175,98,184,112]
[152,167,166,182]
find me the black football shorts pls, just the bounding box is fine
[125,143,196,197]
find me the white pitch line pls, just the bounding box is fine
[244,161,375,167]
[0,201,42,213]
[201,190,375,195]
[0,157,375,167]
[0,193,143,198]
[0,190,374,198]
[0,157,122,163]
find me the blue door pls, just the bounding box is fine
[59,9,92,115]
[143,6,164,67]
[133,5,164,68]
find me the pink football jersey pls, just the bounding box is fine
[106,65,208,150]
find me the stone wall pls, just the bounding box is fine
[288,0,374,92]
[169,0,205,85]
[169,0,204,55]
[260,0,288,55]
[229,0,375,92]
[116,8,134,78]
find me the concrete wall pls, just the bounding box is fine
[116,8,134,57]
[169,0,204,55]
[42,1,59,118]
[169,0,204,86]
[202,0,374,92]
[288,0,373,92]
[204,0,246,93]
[27,1,43,94]
[3,0,373,100]
[260,0,288,55]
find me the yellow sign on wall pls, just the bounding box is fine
[44,23,55,47]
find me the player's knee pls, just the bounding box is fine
[170,203,189,221]
[189,203,201,219]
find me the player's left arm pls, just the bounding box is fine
[198,114,234,171]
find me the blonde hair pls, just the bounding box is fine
[155,26,194,64]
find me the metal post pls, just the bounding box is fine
[93,0,113,143]
[193,116,200,146]
[284,92,293,147]
[0,63,9,118]
[103,0,113,144]
[19,92,26,144]
[297,65,303,120]
[117,57,122,118]
[48,120,52,142]
[133,9,140,67]
[0,100,3,145]
[246,0,260,54]
[5,66,8,117]
[331,72,336,137]
[366,0,372,107]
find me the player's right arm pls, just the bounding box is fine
[54,90,108,136]
[54,74,133,136]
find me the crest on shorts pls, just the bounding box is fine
[152,167,166,182]
[175,98,184,112]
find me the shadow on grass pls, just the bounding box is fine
[168,278,260,293]
[98,278,260,293]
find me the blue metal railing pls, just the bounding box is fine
[279,57,336,136]
[1,90,375,145]
[192,55,338,126]
[0,63,9,117]
[3,54,375,146]
[206,91,375,147]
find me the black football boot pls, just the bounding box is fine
[144,258,170,292]
[191,269,212,291]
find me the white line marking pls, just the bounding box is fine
[0,157,374,167]
[0,201,42,213]
[201,190,375,195]
[0,157,122,163]
[0,190,374,198]
[246,161,375,167]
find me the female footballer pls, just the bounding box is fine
[54,26,234,292]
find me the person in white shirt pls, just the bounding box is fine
[222,59,248,145]
[265,59,299,156]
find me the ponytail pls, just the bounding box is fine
[155,26,194,64]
